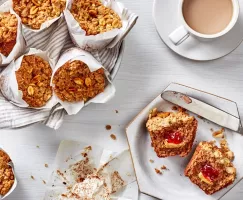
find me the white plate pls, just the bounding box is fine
[153,0,243,61]
[126,83,243,200]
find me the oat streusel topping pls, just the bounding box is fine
[53,60,105,102]
[0,150,15,196]
[13,0,66,29]
[70,0,122,36]
[0,12,18,57]
[15,55,53,107]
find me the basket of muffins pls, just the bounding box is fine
[146,108,236,195]
[0,0,137,113]
[0,47,114,115]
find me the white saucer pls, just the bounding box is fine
[153,0,243,61]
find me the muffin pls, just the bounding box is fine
[146,108,198,157]
[15,55,53,107]
[184,141,236,195]
[0,12,18,57]
[52,60,105,102]
[0,150,15,196]
[13,0,66,29]
[70,0,122,36]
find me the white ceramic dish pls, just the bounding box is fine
[126,83,243,200]
[153,0,243,61]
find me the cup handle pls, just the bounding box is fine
[169,26,190,45]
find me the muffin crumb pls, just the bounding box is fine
[155,168,162,175]
[110,134,117,140]
[106,125,112,130]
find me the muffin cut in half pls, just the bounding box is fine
[146,108,198,158]
[184,141,236,195]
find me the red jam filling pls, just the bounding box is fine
[201,164,219,181]
[164,131,183,144]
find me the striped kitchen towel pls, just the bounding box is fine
[0,1,138,129]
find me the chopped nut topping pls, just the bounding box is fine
[70,0,122,35]
[212,128,225,138]
[13,0,66,29]
[53,60,105,102]
[0,12,18,56]
[0,150,15,196]
[226,167,236,174]
[15,55,53,107]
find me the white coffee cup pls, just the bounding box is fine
[169,0,240,45]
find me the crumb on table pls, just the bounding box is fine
[149,159,154,163]
[110,134,117,140]
[44,164,48,168]
[106,125,112,130]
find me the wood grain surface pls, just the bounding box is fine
[1,0,243,199]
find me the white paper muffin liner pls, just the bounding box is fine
[0,48,58,109]
[44,140,138,200]
[64,0,129,51]
[10,0,68,32]
[51,47,116,115]
[0,148,17,200]
[0,1,25,66]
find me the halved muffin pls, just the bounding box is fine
[146,108,198,157]
[184,141,236,195]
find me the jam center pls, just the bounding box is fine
[201,164,219,181]
[164,131,183,144]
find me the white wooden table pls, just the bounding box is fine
[1,0,243,199]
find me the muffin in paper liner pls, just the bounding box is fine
[0,148,17,200]
[11,0,68,32]
[0,1,26,66]
[51,47,116,115]
[64,0,129,51]
[0,48,58,109]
